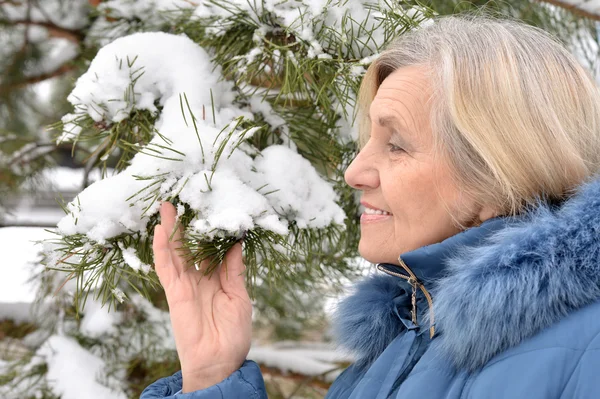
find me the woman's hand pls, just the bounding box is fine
[152,201,252,393]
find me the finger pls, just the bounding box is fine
[152,225,179,288]
[159,201,189,274]
[220,242,249,301]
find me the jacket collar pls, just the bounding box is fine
[333,175,600,372]
[377,215,511,289]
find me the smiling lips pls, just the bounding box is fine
[360,201,392,223]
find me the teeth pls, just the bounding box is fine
[364,208,391,215]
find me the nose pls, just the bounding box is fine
[344,143,380,191]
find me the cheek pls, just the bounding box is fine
[429,171,470,219]
[382,165,430,217]
[384,163,457,246]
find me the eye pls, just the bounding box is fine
[387,143,405,153]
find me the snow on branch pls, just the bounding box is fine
[45,31,347,309]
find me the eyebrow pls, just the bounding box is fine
[366,113,414,150]
[366,113,409,132]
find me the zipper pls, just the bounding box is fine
[386,333,427,399]
[377,256,436,339]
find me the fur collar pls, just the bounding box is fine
[333,175,600,372]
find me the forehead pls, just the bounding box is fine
[370,65,433,127]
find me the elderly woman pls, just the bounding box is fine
[141,14,600,399]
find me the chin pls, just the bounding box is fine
[358,242,395,265]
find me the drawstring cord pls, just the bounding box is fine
[376,256,436,339]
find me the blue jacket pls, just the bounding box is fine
[141,176,600,398]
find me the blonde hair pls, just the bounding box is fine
[358,12,600,216]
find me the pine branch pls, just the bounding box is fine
[0,64,77,93]
[82,138,110,189]
[2,19,85,42]
[8,1,600,397]
[51,108,161,173]
[538,0,600,21]
[6,140,55,164]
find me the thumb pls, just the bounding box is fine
[220,242,248,300]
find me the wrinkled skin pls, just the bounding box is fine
[153,65,496,392]
[153,202,251,393]
[345,65,495,264]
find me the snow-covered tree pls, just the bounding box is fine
[1,1,600,398]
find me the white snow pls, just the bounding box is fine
[57,173,151,244]
[20,166,111,192]
[194,0,378,58]
[189,0,434,150]
[99,0,195,20]
[0,302,32,325]
[99,0,194,27]
[55,31,345,251]
[0,227,51,304]
[254,146,345,228]
[249,96,293,147]
[111,287,127,304]
[119,243,152,274]
[0,223,362,398]
[60,31,231,129]
[37,335,128,399]
[1,0,90,30]
[25,38,79,78]
[87,0,197,47]
[249,341,353,382]
[0,1,84,79]
[0,2,413,396]
[2,207,66,226]
[79,297,123,338]
[560,0,600,14]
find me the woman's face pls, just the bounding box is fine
[345,65,492,265]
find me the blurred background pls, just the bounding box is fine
[1,1,600,398]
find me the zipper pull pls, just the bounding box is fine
[398,256,436,339]
[408,277,418,325]
[378,258,437,339]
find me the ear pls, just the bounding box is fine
[477,204,498,224]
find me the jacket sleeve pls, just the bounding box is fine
[140,360,267,399]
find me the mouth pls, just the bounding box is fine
[360,201,393,223]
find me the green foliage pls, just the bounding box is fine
[415,0,600,66]
[39,226,159,316]
[0,353,57,398]
[2,1,600,397]
[125,354,180,398]
[0,319,37,340]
